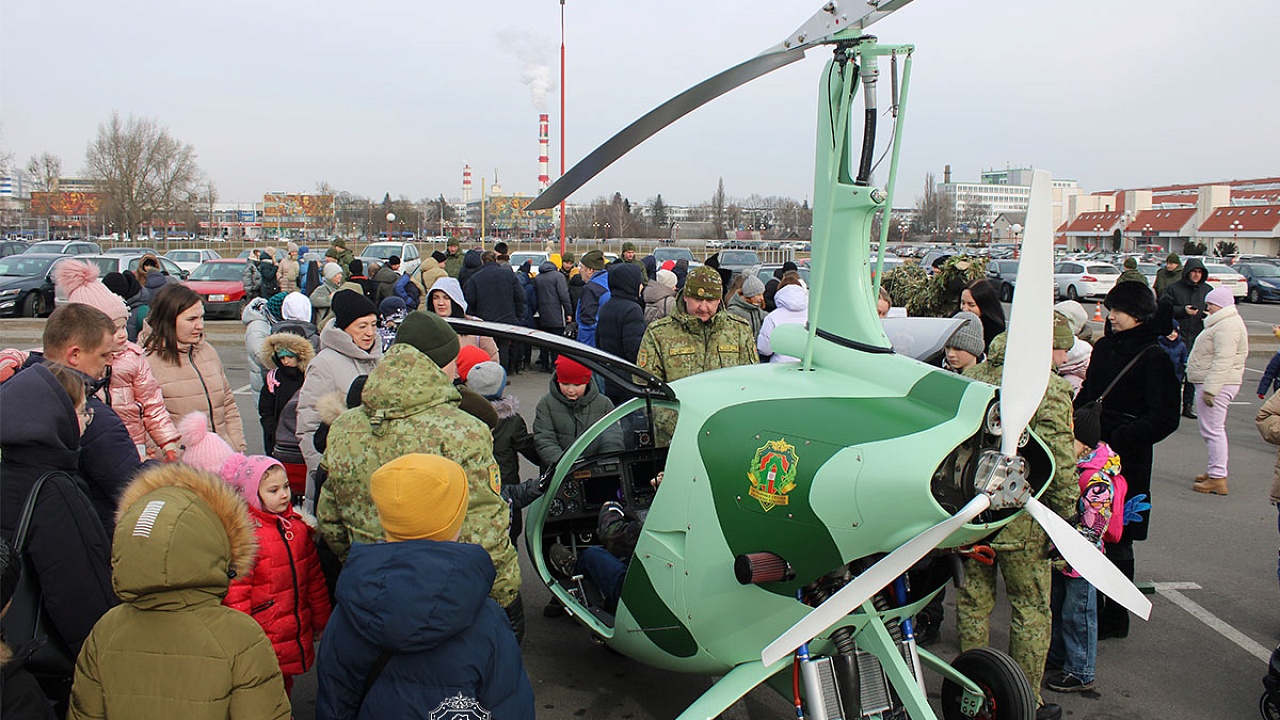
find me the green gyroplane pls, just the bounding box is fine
[448,2,1152,718]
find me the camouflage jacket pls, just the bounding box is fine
[964,333,1078,548]
[318,343,520,606]
[636,299,757,383]
[885,255,988,318]
[1117,268,1149,287]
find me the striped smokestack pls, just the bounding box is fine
[538,114,550,193]
[463,164,472,204]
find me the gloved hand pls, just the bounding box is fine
[1203,392,1215,407]
[162,442,182,462]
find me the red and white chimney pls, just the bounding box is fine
[538,114,550,193]
[463,164,473,204]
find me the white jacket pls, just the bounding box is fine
[758,285,809,363]
[296,319,383,479]
[1186,304,1248,395]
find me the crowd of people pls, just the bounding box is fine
[0,238,1262,720]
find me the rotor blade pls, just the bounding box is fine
[1022,497,1152,621]
[525,48,805,212]
[761,494,992,667]
[999,169,1055,457]
[757,0,918,56]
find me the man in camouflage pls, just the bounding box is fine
[956,320,1077,717]
[318,310,524,635]
[1117,257,1149,287]
[637,265,757,383]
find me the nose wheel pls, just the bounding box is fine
[940,648,1035,720]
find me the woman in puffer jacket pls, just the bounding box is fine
[55,259,181,458]
[143,284,246,452]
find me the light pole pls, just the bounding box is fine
[1230,219,1243,254]
[897,222,907,244]
[1093,224,1104,253]
[592,221,600,240]
[386,212,396,243]
[1010,224,1022,258]
[1143,223,1153,252]
[670,222,679,243]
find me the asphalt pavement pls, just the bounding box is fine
[4,314,1279,719]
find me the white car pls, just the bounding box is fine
[509,251,550,275]
[1202,263,1247,299]
[358,241,422,278]
[166,249,222,273]
[1053,261,1119,301]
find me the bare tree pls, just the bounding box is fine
[25,153,62,192]
[912,172,954,237]
[711,178,727,239]
[85,112,203,239]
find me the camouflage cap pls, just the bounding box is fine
[1053,311,1074,350]
[684,265,723,300]
[622,241,637,253]
[581,250,606,270]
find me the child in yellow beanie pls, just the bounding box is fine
[315,454,535,719]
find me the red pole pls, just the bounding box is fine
[558,0,567,257]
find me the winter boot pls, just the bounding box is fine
[1193,476,1228,495]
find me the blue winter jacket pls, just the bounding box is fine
[1260,351,1280,397]
[575,270,611,347]
[315,540,535,720]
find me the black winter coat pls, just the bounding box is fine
[1160,258,1211,347]
[458,249,483,289]
[535,261,573,330]
[463,262,526,324]
[597,264,646,405]
[1075,321,1181,541]
[20,355,144,532]
[0,364,117,666]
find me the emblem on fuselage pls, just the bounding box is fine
[747,439,799,512]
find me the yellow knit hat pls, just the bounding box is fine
[371,454,469,543]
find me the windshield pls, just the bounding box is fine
[0,256,56,277]
[188,262,245,282]
[80,257,118,277]
[25,242,65,253]
[509,252,545,267]
[169,251,200,262]
[360,244,403,260]
[1248,264,1280,277]
[653,247,694,263]
[1087,265,1119,275]
[1205,265,1237,275]
[720,250,759,265]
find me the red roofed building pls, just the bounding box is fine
[1058,211,1126,251]
[1198,205,1280,256]
[1127,208,1198,251]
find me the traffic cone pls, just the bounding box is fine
[1093,302,1104,322]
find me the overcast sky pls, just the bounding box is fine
[4,0,1277,208]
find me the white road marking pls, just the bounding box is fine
[1246,367,1263,374]
[1153,582,1271,662]
[232,384,252,395]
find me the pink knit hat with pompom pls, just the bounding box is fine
[53,259,128,323]
[219,454,284,511]
[179,412,236,474]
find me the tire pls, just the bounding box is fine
[940,647,1036,720]
[1262,691,1280,720]
[22,291,46,318]
[1250,287,1262,304]
[1067,285,1080,301]
[1000,283,1013,303]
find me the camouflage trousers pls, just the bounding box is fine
[955,548,1052,705]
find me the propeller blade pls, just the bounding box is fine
[999,169,1055,457]
[526,48,805,211]
[1022,497,1152,620]
[761,494,992,667]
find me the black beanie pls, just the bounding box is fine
[349,258,364,276]
[431,250,448,263]
[1074,407,1102,449]
[1104,281,1157,323]
[393,310,461,367]
[332,289,377,329]
[103,271,131,300]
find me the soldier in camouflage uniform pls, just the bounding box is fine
[883,254,989,318]
[318,312,523,634]
[637,265,757,383]
[956,323,1078,713]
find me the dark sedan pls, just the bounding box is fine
[987,258,1019,302]
[1237,262,1280,304]
[0,253,62,317]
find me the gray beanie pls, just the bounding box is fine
[946,311,986,358]
[741,275,766,297]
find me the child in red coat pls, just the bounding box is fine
[221,454,332,696]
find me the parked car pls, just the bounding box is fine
[166,248,223,273]
[509,251,550,274]
[237,247,288,262]
[76,254,188,281]
[1235,262,1280,303]
[104,246,159,256]
[652,246,704,268]
[987,259,1020,302]
[186,258,249,319]
[0,253,63,317]
[1202,262,1247,299]
[750,263,812,286]
[715,249,762,273]
[358,241,422,277]
[0,240,30,257]
[1053,260,1120,301]
[23,239,101,256]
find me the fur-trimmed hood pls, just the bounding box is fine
[490,394,520,420]
[112,464,257,609]
[259,331,316,371]
[316,390,349,426]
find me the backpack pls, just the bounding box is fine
[395,273,422,309]
[272,394,304,465]
[259,262,280,297]
[302,261,321,295]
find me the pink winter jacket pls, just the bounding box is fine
[109,341,181,450]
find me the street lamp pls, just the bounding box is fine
[604,222,611,240]
[897,222,907,243]
[1010,224,1022,258]
[1093,224,1104,253]
[386,212,396,242]
[1143,223,1153,252]
[669,222,680,243]
[1230,219,1243,254]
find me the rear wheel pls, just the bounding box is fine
[941,648,1035,720]
[1250,287,1262,304]
[1000,283,1013,302]
[1066,285,1079,301]
[22,291,46,317]
[1262,691,1280,720]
